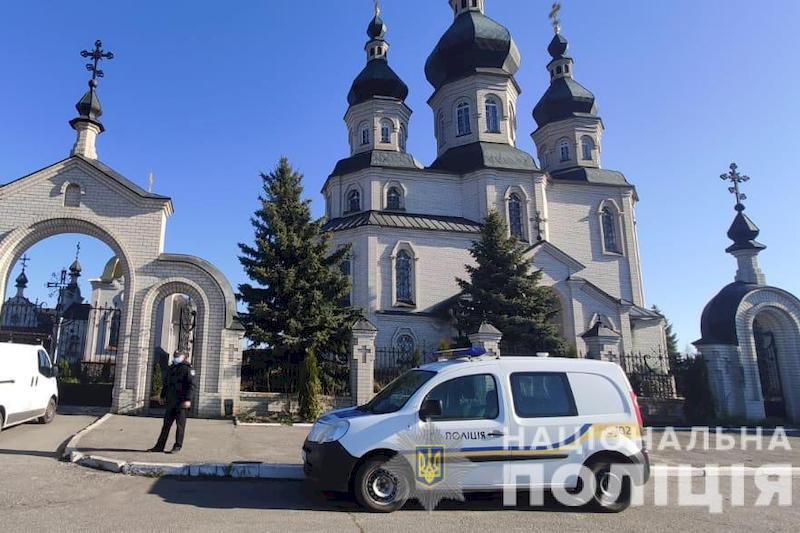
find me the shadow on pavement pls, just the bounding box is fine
[147,478,590,514]
[0,448,58,458]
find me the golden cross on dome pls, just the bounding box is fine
[20,254,30,272]
[549,2,562,34]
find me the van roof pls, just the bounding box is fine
[419,355,621,375]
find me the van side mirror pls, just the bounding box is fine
[50,366,59,379]
[419,399,443,421]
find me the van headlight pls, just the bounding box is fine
[308,419,350,443]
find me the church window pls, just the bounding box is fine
[396,333,415,356]
[556,66,563,75]
[485,97,500,133]
[456,101,471,136]
[347,189,361,213]
[339,256,352,306]
[461,0,467,8]
[602,207,621,253]
[558,139,570,162]
[399,123,407,151]
[64,183,81,208]
[395,250,413,304]
[387,187,402,210]
[509,193,524,239]
[564,64,570,73]
[581,136,594,160]
[380,120,392,144]
[360,123,370,146]
[438,112,446,147]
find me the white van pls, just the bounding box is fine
[303,354,649,513]
[0,343,58,431]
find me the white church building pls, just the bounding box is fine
[321,1,667,358]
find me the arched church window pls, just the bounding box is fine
[509,193,524,239]
[387,187,402,210]
[558,139,570,162]
[485,97,500,133]
[64,183,81,208]
[581,136,594,160]
[360,123,370,146]
[602,207,620,253]
[438,112,446,147]
[396,334,415,357]
[540,147,550,168]
[396,250,413,304]
[339,255,352,306]
[399,124,407,151]
[380,120,392,144]
[456,101,471,136]
[347,190,361,213]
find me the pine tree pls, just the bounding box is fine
[652,305,680,359]
[151,363,163,399]
[457,210,565,355]
[298,350,323,421]
[238,157,360,416]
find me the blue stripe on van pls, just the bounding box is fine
[463,423,592,453]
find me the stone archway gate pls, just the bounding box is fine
[0,154,244,417]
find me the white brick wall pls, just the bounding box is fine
[0,157,243,418]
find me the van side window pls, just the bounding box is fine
[423,374,499,420]
[37,350,52,377]
[509,372,577,418]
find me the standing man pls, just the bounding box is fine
[149,350,195,453]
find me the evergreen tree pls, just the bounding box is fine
[652,305,680,359]
[298,350,323,421]
[456,210,565,355]
[151,363,163,399]
[238,157,360,415]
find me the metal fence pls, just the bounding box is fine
[240,350,350,397]
[618,353,678,399]
[374,347,437,387]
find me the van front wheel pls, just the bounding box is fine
[353,457,410,513]
[38,398,56,424]
[586,460,632,513]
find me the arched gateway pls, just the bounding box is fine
[0,55,243,418]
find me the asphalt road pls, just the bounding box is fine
[1,415,798,533]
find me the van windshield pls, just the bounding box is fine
[362,370,436,415]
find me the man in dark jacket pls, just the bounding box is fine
[148,350,195,453]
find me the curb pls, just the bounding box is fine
[233,417,313,428]
[653,465,800,477]
[71,455,305,480]
[62,412,113,461]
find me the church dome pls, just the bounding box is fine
[532,33,597,128]
[347,12,409,106]
[697,282,759,345]
[425,11,520,91]
[347,60,409,106]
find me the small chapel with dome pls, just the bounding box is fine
[321,1,667,358]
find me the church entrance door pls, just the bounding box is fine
[753,319,785,419]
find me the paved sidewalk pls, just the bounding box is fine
[74,414,308,465]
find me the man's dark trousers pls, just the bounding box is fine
[155,403,188,449]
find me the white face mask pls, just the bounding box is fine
[173,355,185,365]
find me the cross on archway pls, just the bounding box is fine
[80,40,114,82]
[720,162,750,208]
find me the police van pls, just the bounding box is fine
[303,351,649,513]
[0,343,59,431]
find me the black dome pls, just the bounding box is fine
[347,59,409,106]
[533,77,596,127]
[697,282,759,345]
[425,11,520,91]
[367,14,386,39]
[726,206,766,253]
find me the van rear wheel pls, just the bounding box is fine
[38,398,56,424]
[586,460,632,513]
[353,457,410,513]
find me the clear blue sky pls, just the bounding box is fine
[1,0,798,352]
